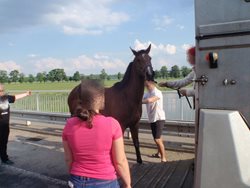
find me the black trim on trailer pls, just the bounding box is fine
[196,31,250,40]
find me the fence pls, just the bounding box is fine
[9,90,195,121]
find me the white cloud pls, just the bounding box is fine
[34,58,64,71]
[182,44,193,51]
[0,61,21,73]
[94,54,109,60]
[28,54,39,58]
[67,54,127,74]
[152,15,174,31]
[132,40,193,71]
[134,39,176,55]
[133,40,152,51]
[0,0,129,35]
[158,44,176,55]
[29,54,127,75]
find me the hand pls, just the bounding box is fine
[179,89,187,96]
[158,82,167,87]
[26,91,31,96]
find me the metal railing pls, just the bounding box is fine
[9,91,195,153]
[10,110,195,153]
[9,90,195,122]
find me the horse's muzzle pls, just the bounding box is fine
[146,65,157,83]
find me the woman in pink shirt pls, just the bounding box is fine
[62,80,131,188]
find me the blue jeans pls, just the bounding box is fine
[68,174,120,188]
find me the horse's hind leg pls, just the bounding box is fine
[130,125,142,164]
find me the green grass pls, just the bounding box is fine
[4,80,116,91]
[4,78,183,92]
[4,81,80,91]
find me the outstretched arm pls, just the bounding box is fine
[158,70,195,89]
[15,91,31,100]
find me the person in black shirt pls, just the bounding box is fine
[0,83,31,165]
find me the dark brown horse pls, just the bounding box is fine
[68,44,155,163]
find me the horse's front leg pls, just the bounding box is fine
[130,124,142,164]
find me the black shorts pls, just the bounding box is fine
[150,120,165,139]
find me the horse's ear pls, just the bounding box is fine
[145,44,151,54]
[130,47,138,56]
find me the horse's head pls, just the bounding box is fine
[130,44,156,83]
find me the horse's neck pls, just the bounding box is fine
[113,62,145,102]
[122,73,145,102]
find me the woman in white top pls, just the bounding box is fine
[142,80,167,162]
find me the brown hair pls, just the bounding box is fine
[73,79,104,128]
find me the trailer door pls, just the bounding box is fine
[194,1,250,188]
[195,0,250,123]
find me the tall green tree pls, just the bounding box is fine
[28,74,35,83]
[0,70,8,83]
[99,69,107,80]
[18,73,25,83]
[47,69,67,82]
[160,66,168,78]
[9,70,19,82]
[181,66,192,77]
[154,70,161,79]
[36,72,47,82]
[169,65,180,78]
[117,72,122,80]
[72,71,81,81]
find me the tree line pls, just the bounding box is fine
[0,65,191,83]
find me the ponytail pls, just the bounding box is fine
[75,105,97,128]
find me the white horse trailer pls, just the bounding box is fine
[194,0,250,188]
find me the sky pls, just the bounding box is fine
[0,0,195,76]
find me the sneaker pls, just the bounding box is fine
[2,159,14,165]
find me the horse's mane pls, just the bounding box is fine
[113,62,133,90]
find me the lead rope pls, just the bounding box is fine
[176,88,193,109]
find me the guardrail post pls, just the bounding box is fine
[36,93,39,111]
[180,98,184,121]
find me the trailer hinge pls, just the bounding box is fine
[194,75,208,86]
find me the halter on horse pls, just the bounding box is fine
[67,44,155,163]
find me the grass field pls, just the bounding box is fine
[4,79,173,91]
[4,80,114,91]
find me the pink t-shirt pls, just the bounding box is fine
[62,114,122,180]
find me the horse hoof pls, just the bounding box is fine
[137,159,143,164]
